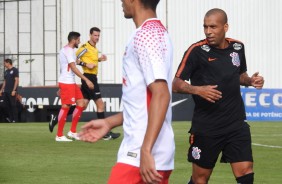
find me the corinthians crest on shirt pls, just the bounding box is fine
[230,52,240,67]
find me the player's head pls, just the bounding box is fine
[121,0,160,19]
[67,31,81,48]
[89,27,101,44]
[4,58,13,65]
[204,8,229,48]
[4,58,13,69]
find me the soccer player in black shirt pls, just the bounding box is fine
[0,59,19,122]
[173,8,264,184]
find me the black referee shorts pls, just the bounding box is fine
[187,123,253,169]
[81,73,102,100]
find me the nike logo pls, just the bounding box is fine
[171,98,188,107]
[208,57,217,62]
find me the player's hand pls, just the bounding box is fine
[251,72,264,89]
[56,89,61,96]
[86,80,94,90]
[99,54,107,62]
[140,149,163,184]
[197,85,222,103]
[78,119,110,142]
[11,91,16,96]
[86,63,96,69]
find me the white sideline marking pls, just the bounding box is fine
[252,143,282,149]
[252,134,282,137]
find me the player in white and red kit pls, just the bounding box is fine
[79,0,175,183]
[55,32,94,142]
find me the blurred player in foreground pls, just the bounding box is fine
[173,8,264,184]
[55,31,94,142]
[79,0,175,183]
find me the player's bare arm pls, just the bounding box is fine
[79,112,123,142]
[69,62,94,89]
[240,72,264,89]
[98,54,107,62]
[140,80,169,184]
[0,80,5,96]
[172,77,222,103]
[76,59,97,69]
[11,77,19,96]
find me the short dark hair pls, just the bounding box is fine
[140,0,160,11]
[90,27,101,34]
[67,31,80,42]
[205,8,228,24]
[4,58,12,65]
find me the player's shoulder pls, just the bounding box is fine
[79,43,88,49]
[226,38,245,50]
[226,38,245,45]
[185,39,208,53]
[137,19,166,35]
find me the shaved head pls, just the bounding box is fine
[205,8,228,24]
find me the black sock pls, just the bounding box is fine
[236,173,254,184]
[97,112,105,119]
[67,105,76,115]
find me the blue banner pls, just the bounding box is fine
[241,88,282,121]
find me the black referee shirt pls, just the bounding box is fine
[4,67,19,93]
[176,38,247,136]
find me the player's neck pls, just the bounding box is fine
[67,43,75,49]
[133,9,157,28]
[88,40,96,48]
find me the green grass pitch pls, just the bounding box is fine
[0,122,282,184]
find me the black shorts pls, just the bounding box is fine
[187,123,253,169]
[81,73,102,100]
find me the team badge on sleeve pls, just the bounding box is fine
[201,45,211,52]
[192,147,201,160]
[230,52,240,67]
[233,43,242,50]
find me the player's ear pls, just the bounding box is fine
[224,23,229,33]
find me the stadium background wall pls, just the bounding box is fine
[16,85,195,122]
[0,0,281,89]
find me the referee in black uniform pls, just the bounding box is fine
[173,9,264,184]
[0,59,19,122]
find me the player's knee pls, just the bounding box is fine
[236,172,254,184]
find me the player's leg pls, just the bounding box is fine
[188,164,213,184]
[232,162,254,184]
[95,98,105,118]
[56,104,70,137]
[68,85,85,140]
[9,93,18,122]
[92,80,120,140]
[49,89,76,133]
[95,97,120,140]
[221,123,254,184]
[4,92,16,122]
[55,83,75,142]
[187,134,224,184]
